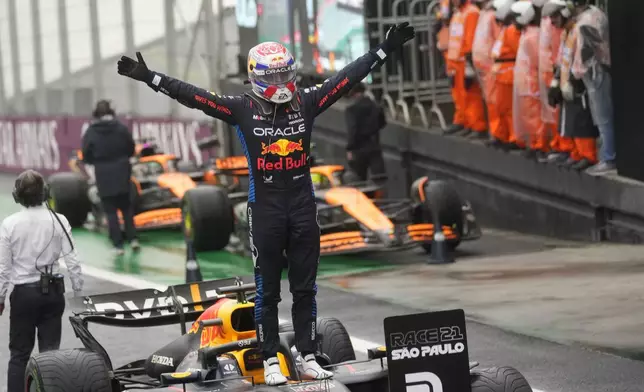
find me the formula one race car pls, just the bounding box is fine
[25,277,532,391]
[226,164,481,256]
[47,136,244,251]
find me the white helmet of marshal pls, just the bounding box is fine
[247,42,297,104]
[511,0,536,25]
[492,0,515,20]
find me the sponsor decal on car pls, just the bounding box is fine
[170,371,191,378]
[151,355,174,367]
[220,359,240,376]
[289,383,336,392]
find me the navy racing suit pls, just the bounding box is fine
[144,47,389,360]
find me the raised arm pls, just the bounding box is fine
[300,23,415,117]
[117,52,241,125]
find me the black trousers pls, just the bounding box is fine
[348,149,386,182]
[8,284,65,392]
[249,184,320,360]
[101,193,137,248]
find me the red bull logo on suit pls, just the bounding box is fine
[257,139,306,171]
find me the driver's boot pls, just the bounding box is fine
[263,357,288,385]
[299,354,333,380]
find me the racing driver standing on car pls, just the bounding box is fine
[117,23,415,385]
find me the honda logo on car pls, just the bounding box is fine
[389,326,465,360]
[253,123,305,136]
[150,355,174,367]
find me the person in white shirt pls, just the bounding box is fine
[0,169,83,392]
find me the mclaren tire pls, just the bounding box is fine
[25,348,113,392]
[412,178,464,252]
[47,172,91,228]
[182,185,233,252]
[471,366,533,392]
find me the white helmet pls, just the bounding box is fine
[511,1,535,25]
[247,42,297,104]
[492,0,515,20]
[542,0,572,18]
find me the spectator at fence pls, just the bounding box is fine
[434,0,454,86]
[534,0,574,164]
[546,0,598,170]
[487,0,522,150]
[435,0,453,63]
[472,0,501,141]
[569,0,614,175]
[345,83,387,182]
[81,100,140,254]
[512,1,546,161]
[444,0,488,140]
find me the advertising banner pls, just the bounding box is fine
[0,116,214,176]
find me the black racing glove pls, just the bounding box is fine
[117,52,154,84]
[381,22,416,55]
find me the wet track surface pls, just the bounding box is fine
[0,174,644,391]
[3,273,644,392]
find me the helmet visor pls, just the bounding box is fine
[253,64,297,86]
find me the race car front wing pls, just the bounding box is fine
[319,223,457,255]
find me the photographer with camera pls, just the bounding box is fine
[0,169,83,392]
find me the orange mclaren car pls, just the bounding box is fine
[230,165,482,256]
[46,136,249,251]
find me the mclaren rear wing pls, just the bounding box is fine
[69,275,255,328]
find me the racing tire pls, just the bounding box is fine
[316,317,356,364]
[471,366,533,392]
[412,179,464,252]
[182,185,233,252]
[47,172,91,228]
[25,348,112,392]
